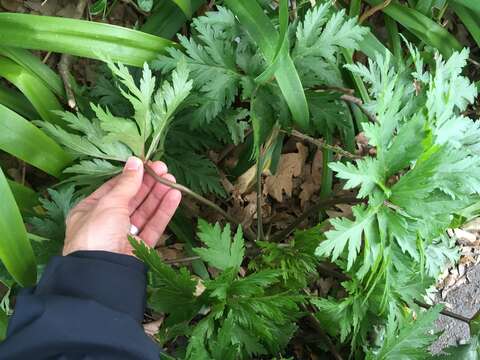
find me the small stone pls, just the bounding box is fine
[454,229,477,244]
[458,264,466,277]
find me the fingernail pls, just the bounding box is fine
[124,157,142,171]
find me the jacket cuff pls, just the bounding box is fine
[34,251,147,323]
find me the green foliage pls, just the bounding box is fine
[153,3,367,138]
[6,1,480,358]
[293,4,368,86]
[250,225,321,288]
[39,60,195,187]
[132,221,303,359]
[365,305,443,359]
[315,45,479,352]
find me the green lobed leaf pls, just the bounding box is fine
[194,220,244,271]
[129,237,200,324]
[316,205,376,269]
[367,305,442,359]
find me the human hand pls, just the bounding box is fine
[63,157,182,256]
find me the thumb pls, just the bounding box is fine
[107,156,144,207]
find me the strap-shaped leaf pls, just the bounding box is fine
[255,0,289,84]
[142,0,205,38]
[450,2,480,49]
[171,0,193,18]
[0,309,7,341]
[224,0,310,129]
[450,0,480,13]
[0,57,64,126]
[0,104,71,177]
[7,180,39,215]
[0,167,37,287]
[0,47,65,98]
[0,13,175,67]
[0,84,38,120]
[364,0,461,57]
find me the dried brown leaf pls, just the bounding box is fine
[263,143,308,202]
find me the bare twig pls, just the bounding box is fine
[291,0,298,19]
[415,300,471,324]
[288,130,361,160]
[164,256,201,265]
[313,85,355,95]
[312,86,376,123]
[144,164,256,241]
[256,150,264,241]
[340,95,377,123]
[58,0,88,110]
[270,195,362,242]
[359,0,392,24]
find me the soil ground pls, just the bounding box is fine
[432,263,480,353]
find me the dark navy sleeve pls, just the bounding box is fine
[0,251,161,360]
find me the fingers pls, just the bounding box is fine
[139,189,182,247]
[106,157,144,208]
[130,173,177,230]
[85,176,120,203]
[128,161,168,214]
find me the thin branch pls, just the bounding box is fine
[164,256,201,265]
[340,95,377,123]
[311,86,377,123]
[256,151,264,241]
[415,300,471,324]
[144,164,256,241]
[58,0,88,110]
[289,130,361,160]
[58,56,76,109]
[359,0,392,24]
[270,195,362,242]
[313,85,354,95]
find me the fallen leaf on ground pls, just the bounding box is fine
[157,243,184,260]
[299,149,323,207]
[234,164,257,195]
[326,204,353,219]
[264,143,308,202]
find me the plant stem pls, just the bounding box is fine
[57,0,88,110]
[271,195,362,242]
[414,300,471,324]
[164,256,201,265]
[144,164,256,241]
[256,150,264,241]
[359,0,392,23]
[339,95,377,123]
[288,130,361,160]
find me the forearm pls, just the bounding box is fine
[0,251,160,360]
